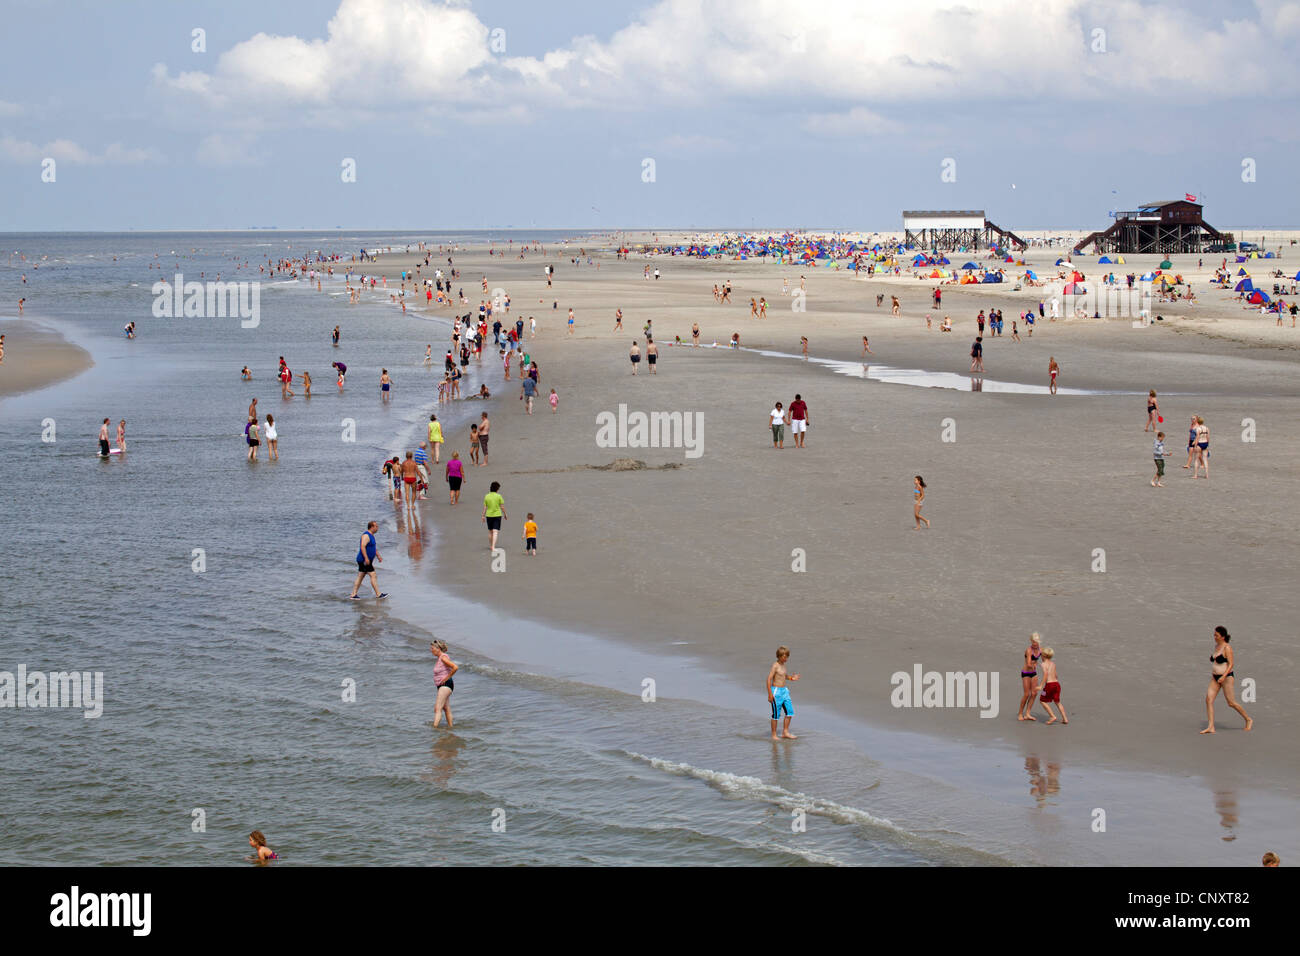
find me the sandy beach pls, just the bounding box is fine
[0,319,94,399]
[360,238,1299,799]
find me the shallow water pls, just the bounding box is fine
[1,233,1291,867]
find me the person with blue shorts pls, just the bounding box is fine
[767,645,801,740]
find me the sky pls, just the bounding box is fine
[1,0,1297,232]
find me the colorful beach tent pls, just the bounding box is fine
[1235,279,1254,292]
[961,261,979,270]
[1248,291,1270,304]
[1159,260,1173,270]
[1237,268,1249,275]
[981,273,1003,283]
[1063,282,1085,294]
[1116,256,1126,264]
[1098,256,1113,264]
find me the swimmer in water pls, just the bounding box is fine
[241,366,251,380]
[248,830,278,862]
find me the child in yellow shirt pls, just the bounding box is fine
[522,514,539,556]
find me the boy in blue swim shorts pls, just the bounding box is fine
[767,645,801,740]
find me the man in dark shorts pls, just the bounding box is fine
[520,374,537,413]
[970,336,983,373]
[478,412,490,464]
[349,521,385,599]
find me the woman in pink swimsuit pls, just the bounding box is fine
[431,640,460,728]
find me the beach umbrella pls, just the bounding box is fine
[1159,259,1172,270]
[1024,270,1038,280]
[1063,282,1085,294]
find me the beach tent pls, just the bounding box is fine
[961,261,979,270]
[1235,279,1254,292]
[1055,258,1068,265]
[1116,256,1126,264]
[1265,252,1275,258]
[1098,256,1113,264]
[1250,252,1261,259]
[1237,268,1249,275]
[936,256,951,265]
[1248,291,1270,304]
[1140,272,1155,281]
[1025,270,1038,280]
[1063,282,1085,295]
[1159,259,1172,270]
[1154,274,1176,287]
[1293,271,1300,281]
[1235,256,1247,263]
[982,273,1003,283]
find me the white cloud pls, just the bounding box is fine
[153,0,493,107]
[0,100,22,117]
[148,0,1300,128]
[0,135,160,165]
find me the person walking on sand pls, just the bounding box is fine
[862,336,873,357]
[630,340,641,374]
[788,393,809,447]
[349,521,385,599]
[478,413,490,465]
[767,645,800,740]
[1145,390,1160,431]
[549,387,558,413]
[1036,648,1068,724]
[522,513,539,555]
[1192,416,1210,479]
[520,373,537,413]
[800,336,809,359]
[769,401,787,449]
[482,481,507,551]
[970,336,984,373]
[1152,431,1171,486]
[912,475,929,529]
[445,452,464,505]
[431,640,459,728]
[1046,357,1059,395]
[692,322,700,347]
[1201,626,1252,734]
[646,338,658,374]
[428,415,444,463]
[1018,633,1043,721]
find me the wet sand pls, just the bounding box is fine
[0,319,95,399]
[356,240,1299,805]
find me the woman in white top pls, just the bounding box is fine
[769,402,787,449]
[264,413,279,461]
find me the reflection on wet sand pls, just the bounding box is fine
[1214,790,1238,842]
[1025,756,1062,807]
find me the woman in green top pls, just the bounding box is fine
[428,414,444,463]
[482,481,507,551]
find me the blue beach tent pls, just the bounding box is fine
[1098,256,1113,264]
[961,261,979,270]
[1235,279,1254,292]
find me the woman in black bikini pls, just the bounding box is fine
[1145,390,1159,431]
[1201,626,1252,734]
[1018,632,1043,721]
